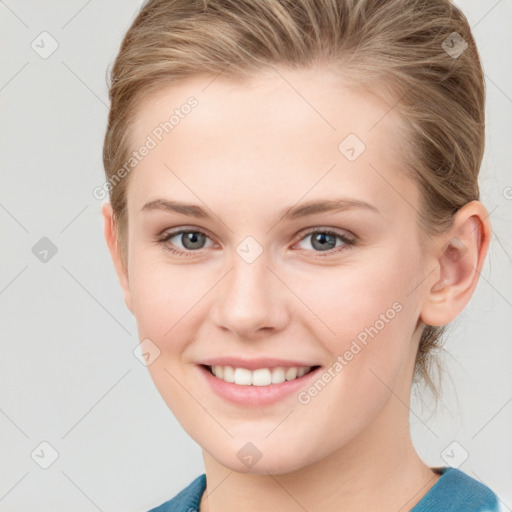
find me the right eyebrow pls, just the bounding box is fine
[141,199,209,218]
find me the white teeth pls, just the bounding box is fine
[285,367,298,380]
[209,365,313,386]
[271,367,286,384]
[233,367,252,386]
[223,366,235,383]
[252,368,272,386]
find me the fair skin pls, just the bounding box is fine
[102,66,490,511]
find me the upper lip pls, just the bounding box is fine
[198,357,321,370]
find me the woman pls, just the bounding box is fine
[101,0,501,509]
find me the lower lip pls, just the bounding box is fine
[198,365,322,406]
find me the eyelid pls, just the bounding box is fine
[159,226,216,248]
[158,225,356,256]
[295,226,356,242]
[291,227,356,256]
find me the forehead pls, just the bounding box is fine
[130,66,406,149]
[126,66,415,220]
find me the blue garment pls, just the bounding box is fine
[147,466,501,512]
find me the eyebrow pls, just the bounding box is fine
[141,197,379,221]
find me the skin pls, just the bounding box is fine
[102,66,491,511]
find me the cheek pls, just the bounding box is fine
[127,254,208,424]
[290,258,418,444]
[297,245,421,385]
[128,247,204,340]
[299,246,419,337]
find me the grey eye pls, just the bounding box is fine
[297,230,346,252]
[166,230,211,251]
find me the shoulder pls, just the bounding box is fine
[412,467,502,511]
[146,474,206,512]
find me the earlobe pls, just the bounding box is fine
[419,201,491,327]
[101,203,134,315]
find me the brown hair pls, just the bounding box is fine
[103,0,486,397]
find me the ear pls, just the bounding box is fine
[420,200,491,327]
[102,203,134,314]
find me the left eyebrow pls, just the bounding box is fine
[278,198,379,221]
[140,197,379,220]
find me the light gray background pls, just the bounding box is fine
[0,1,511,511]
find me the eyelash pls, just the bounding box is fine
[156,227,356,258]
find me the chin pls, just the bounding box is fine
[204,437,325,476]
[227,455,309,476]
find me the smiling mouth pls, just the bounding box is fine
[202,364,321,386]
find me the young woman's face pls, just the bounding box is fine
[118,67,433,473]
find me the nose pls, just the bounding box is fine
[210,253,290,340]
